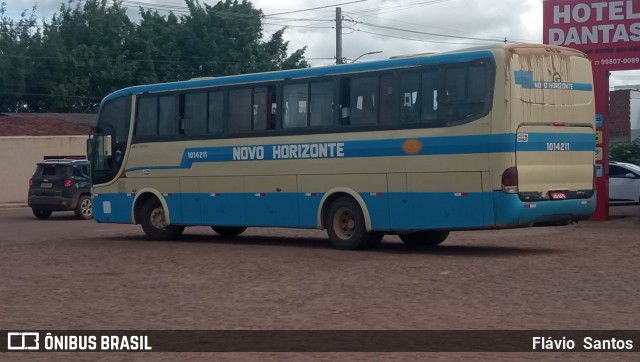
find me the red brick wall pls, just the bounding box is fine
[608,90,631,142]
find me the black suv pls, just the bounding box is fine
[28,159,92,220]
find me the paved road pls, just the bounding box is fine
[1,206,639,361]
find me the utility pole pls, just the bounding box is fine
[336,7,343,64]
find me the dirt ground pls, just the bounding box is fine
[0,205,638,361]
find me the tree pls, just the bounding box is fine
[1,0,309,112]
[42,0,135,112]
[610,138,640,165]
[0,3,44,112]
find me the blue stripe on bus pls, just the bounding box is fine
[514,70,593,91]
[103,51,495,102]
[125,132,595,172]
[93,191,596,230]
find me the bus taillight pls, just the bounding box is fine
[501,167,519,194]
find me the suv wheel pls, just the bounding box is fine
[74,195,93,220]
[32,208,52,219]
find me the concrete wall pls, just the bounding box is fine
[0,136,88,204]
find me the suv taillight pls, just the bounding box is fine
[501,166,519,194]
[64,179,74,188]
[29,178,33,187]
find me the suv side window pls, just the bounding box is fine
[609,165,628,178]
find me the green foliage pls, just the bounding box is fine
[610,138,640,165]
[0,0,309,112]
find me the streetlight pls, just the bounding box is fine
[349,51,383,63]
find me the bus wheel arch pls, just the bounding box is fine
[134,192,184,241]
[132,189,171,225]
[322,194,383,250]
[319,188,373,232]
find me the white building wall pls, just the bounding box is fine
[0,136,88,204]
[631,90,640,140]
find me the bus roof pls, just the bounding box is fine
[100,43,578,105]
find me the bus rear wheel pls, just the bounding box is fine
[140,198,184,241]
[212,226,247,237]
[399,231,449,248]
[326,197,383,250]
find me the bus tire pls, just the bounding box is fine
[74,195,93,220]
[140,198,184,241]
[32,208,52,219]
[212,226,247,237]
[326,197,382,250]
[399,231,449,248]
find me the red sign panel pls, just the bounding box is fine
[543,0,640,71]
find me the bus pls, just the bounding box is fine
[87,43,596,250]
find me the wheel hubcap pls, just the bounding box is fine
[333,207,355,240]
[81,199,92,217]
[150,207,167,229]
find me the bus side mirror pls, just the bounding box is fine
[86,138,94,161]
[101,135,112,156]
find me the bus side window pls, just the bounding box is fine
[282,83,308,128]
[379,73,397,125]
[180,92,207,136]
[443,62,489,123]
[208,90,224,134]
[350,76,378,126]
[310,81,333,128]
[400,72,420,123]
[339,78,351,125]
[253,85,276,131]
[421,69,440,124]
[158,95,176,137]
[228,88,253,132]
[136,96,158,138]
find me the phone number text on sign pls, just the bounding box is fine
[594,58,640,66]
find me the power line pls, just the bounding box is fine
[346,19,505,43]
[352,28,490,46]
[264,0,368,17]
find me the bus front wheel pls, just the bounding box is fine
[399,231,449,248]
[326,197,383,250]
[140,199,184,241]
[212,226,247,237]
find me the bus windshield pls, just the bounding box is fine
[89,96,131,185]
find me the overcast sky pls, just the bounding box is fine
[4,0,639,86]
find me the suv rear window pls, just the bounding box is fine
[36,165,72,177]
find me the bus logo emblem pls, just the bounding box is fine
[517,133,529,142]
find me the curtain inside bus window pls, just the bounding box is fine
[400,72,420,123]
[229,89,252,131]
[158,95,176,137]
[136,96,158,137]
[253,86,276,131]
[350,76,378,125]
[208,91,224,134]
[183,92,207,136]
[283,83,308,128]
[379,73,397,125]
[310,81,333,127]
[421,69,440,124]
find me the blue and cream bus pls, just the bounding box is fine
[88,44,596,250]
